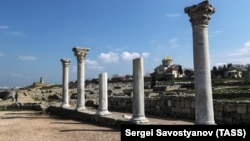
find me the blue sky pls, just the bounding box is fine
[0,0,250,88]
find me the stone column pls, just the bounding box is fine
[96,72,112,116]
[61,58,71,108]
[130,57,148,123]
[185,1,216,125]
[72,47,89,111]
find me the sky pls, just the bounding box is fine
[0,0,250,88]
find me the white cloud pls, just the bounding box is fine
[228,57,250,65]
[142,52,150,58]
[18,55,37,61]
[245,41,250,47]
[168,38,179,48]
[148,40,158,44]
[0,52,4,57]
[0,25,9,29]
[166,13,181,18]
[114,47,127,52]
[7,31,27,37]
[98,51,150,63]
[98,51,119,63]
[10,73,23,78]
[214,30,222,34]
[83,38,95,44]
[120,51,140,61]
[227,41,250,56]
[86,59,104,70]
[209,30,223,37]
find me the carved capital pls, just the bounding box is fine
[61,58,71,67]
[72,47,90,63]
[185,1,215,27]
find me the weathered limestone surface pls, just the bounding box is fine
[130,58,148,123]
[61,58,71,108]
[96,72,111,116]
[185,1,215,125]
[72,47,89,111]
[108,96,250,124]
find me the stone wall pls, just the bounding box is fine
[47,106,133,128]
[108,95,250,124]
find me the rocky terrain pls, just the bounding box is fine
[0,81,135,107]
[1,79,249,108]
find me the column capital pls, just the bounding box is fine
[61,58,71,67]
[72,47,90,63]
[184,1,215,27]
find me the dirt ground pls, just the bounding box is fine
[0,91,193,141]
[0,110,120,141]
[0,93,120,141]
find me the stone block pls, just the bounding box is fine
[237,104,247,114]
[184,100,191,108]
[241,114,250,120]
[167,100,172,107]
[182,108,190,113]
[247,104,250,113]
[224,103,236,112]
[180,99,185,108]
[214,102,223,111]
[190,101,195,108]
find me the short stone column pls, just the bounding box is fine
[61,58,71,108]
[96,72,112,116]
[185,1,215,125]
[130,57,148,123]
[72,47,89,111]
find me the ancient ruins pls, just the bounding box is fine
[2,1,250,126]
[59,1,217,125]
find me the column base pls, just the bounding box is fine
[130,116,149,124]
[75,106,86,111]
[95,110,112,116]
[195,120,216,125]
[61,104,70,109]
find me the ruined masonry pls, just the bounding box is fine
[57,1,218,125]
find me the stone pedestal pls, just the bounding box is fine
[96,72,112,116]
[185,1,216,125]
[130,58,148,123]
[72,47,89,111]
[61,58,71,108]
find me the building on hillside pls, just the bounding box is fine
[212,64,243,78]
[33,77,45,86]
[224,64,243,78]
[151,56,184,81]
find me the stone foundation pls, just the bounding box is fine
[108,95,250,124]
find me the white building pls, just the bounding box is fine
[153,56,184,80]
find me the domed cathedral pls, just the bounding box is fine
[152,56,184,81]
[162,56,173,67]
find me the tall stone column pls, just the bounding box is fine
[130,57,148,123]
[185,1,216,125]
[96,72,112,116]
[72,47,89,111]
[61,58,71,108]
